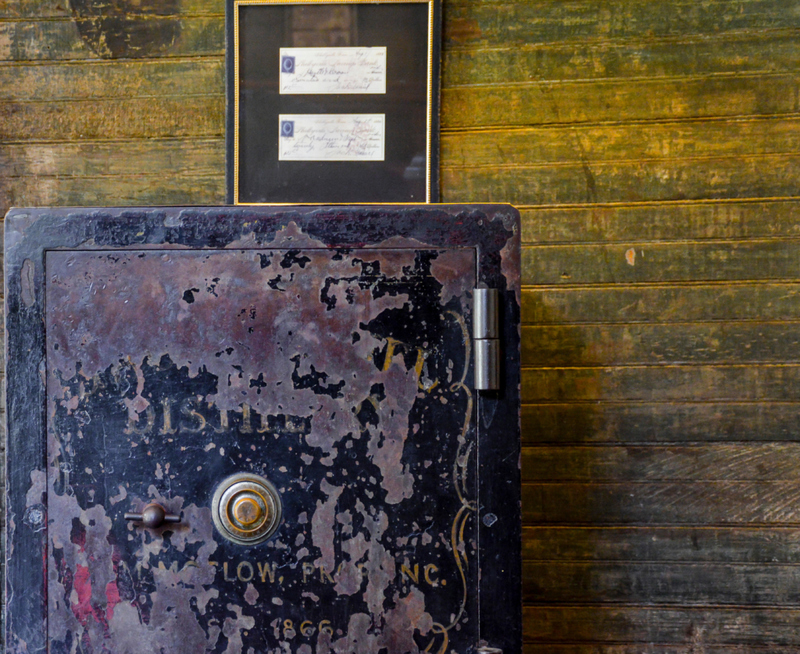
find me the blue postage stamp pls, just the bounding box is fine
[281,55,295,74]
[280,120,294,138]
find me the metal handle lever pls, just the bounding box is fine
[124,503,181,529]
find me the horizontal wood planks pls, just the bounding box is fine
[0,0,226,211]
[522,402,800,445]
[523,606,800,646]
[439,0,800,651]
[1,0,800,651]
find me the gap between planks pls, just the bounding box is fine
[442,151,800,172]
[441,112,800,135]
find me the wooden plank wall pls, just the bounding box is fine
[441,1,800,651]
[2,0,800,650]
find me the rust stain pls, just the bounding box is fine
[446,18,483,45]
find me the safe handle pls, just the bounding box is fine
[124,503,181,529]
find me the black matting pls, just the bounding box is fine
[226,1,441,204]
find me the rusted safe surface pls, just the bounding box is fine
[4,205,521,654]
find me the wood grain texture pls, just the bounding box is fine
[444,119,800,168]
[523,525,800,563]
[444,154,800,204]
[522,646,792,654]
[0,171,223,207]
[441,74,800,128]
[522,365,800,403]
[522,322,800,365]
[0,139,224,177]
[523,560,800,605]
[444,0,799,46]
[0,96,223,141]
[0,16,223,61]
[522,283,800,324]
[522,481,800,524]
[521,240,800,285]
[443,31,800,86]
[522,402,800,444]
[0,59,223,101]
[0,0,222,19]
[518,200,800,245]
[522,444,800,481]
[522,606,800,645]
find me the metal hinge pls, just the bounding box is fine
[473,288,500,391]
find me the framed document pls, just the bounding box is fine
[226,0,442,204]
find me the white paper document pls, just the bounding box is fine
[279,47,387,95]
[278,114,385,161]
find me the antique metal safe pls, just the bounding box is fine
[5,206,521,654]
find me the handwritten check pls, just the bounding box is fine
[279,114,385,161]
[280,47,387,95]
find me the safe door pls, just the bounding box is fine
[5,206,521,654]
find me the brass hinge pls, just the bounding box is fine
[473,288,500,391]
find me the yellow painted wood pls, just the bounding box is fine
[520,240,800,285]
[444,118,800,167]
[0,59,224,101]
[518,200,800,245]
[444,0,798,46]
[522,322,800,365]
[0,96,223,141]
[441,73,800,127]
[443,153,800,204]
[522,365,800,403]
[0,16,223,61]
[443,31,800,85]
[522,283,800,324]
[0,139,224,177]
[0,0,222,19]
[1,172,224,207]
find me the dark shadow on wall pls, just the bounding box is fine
[521,290,676,617]
[70,0,182,58]
[521,291,606,609]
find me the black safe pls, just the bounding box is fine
[4,205,521,654]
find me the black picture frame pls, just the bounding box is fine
[226,0,442,204]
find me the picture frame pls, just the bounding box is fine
[226,0,442,204]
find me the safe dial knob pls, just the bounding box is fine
[124,503,181,529]
[212,472,282,545]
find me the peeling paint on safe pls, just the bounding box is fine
[44,245,477,653]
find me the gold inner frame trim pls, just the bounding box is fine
[232,0,436,205]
